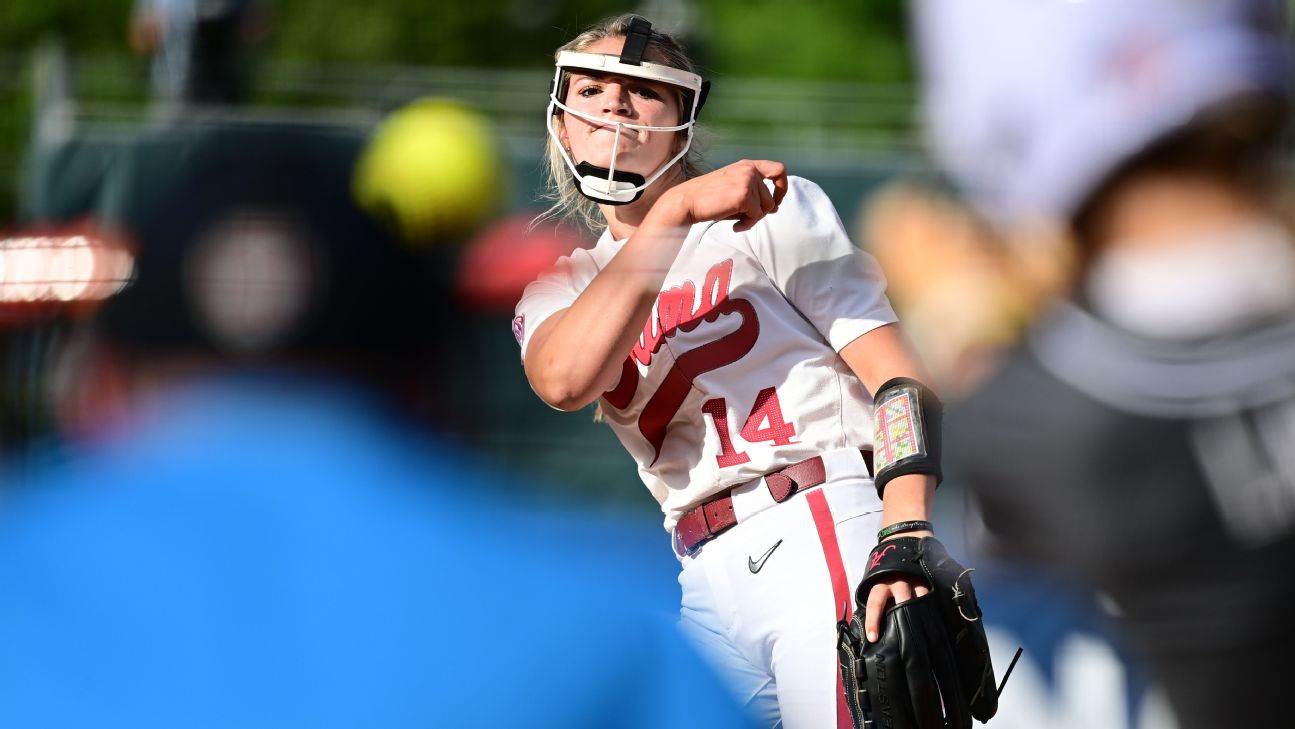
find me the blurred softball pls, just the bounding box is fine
[353,98,506,244]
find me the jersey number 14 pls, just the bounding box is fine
[702,387,799,468]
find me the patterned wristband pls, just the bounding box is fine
[877,520,933,541]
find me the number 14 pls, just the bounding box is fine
[701,387,798,468]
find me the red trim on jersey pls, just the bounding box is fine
[639,297,759,464]
[639,366,695,464]
[632,259,732,367]
[807,488,854,729]
[602,357,638,409]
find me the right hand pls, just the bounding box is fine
[661,160,789,232]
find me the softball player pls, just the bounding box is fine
[515,15,946,728]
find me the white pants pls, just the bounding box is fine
[677,449,883,729]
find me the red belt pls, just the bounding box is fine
[673,450,874,557]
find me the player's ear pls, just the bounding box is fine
[557,117,571,153]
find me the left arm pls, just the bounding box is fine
[748,178,936,639]
[839,322,937,642]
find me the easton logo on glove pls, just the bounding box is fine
[837,537,1021,729]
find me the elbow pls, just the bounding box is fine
[544,387,595,413]
[529,372,599,412]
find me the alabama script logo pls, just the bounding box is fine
[602,258,759,463]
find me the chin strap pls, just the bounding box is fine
[573,162,647,205]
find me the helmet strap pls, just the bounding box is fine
[619,18,653,66]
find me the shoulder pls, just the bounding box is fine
[519,230,615,299]
[783,175,834,209]
[554,228,621,274]
[738,174,847,244]
[760,175,842,230]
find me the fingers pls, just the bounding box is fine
[756,177,777,214]
[863,578,926,642]
[731,185,767,232]
[677,159,788,229]
[751,160,789,206]
[864,582,890,642]
[729,161,783,231]
[736,159,786,211]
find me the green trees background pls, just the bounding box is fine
[0,1,913,223]
[0,1,910,76]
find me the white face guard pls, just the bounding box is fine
[547,39,708,205]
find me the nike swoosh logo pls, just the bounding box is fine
[748,539,784,574]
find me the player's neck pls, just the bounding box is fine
[600,167,685,241]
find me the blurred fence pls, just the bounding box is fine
[5,45,925,212]
[251,59,924,169]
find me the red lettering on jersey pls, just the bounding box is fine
[600,258,756,464]
[632,318,664,366]
[657,281,695,335]
[702,398,752,467]
[629,260,734,367]
[703,388,800,469]
[696,258,732,319]
[739,387,799,446]
[639,297,759,464]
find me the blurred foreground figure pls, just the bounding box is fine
[910,1,1295,728]
[0,126,752,728]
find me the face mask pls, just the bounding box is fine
[547,96,695,205]
[546,36,708,206]
[1084,220,1295,341]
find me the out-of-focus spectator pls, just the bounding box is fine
[859,183,1073,397]
[0,119,754,728]
[129,0,268,108]
[900,1,1295,728]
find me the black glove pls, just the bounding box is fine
[838,536,1015,729]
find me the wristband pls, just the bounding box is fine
[877,520,933,541]
[871,377,944,498]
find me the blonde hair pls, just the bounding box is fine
[537,14,707,233]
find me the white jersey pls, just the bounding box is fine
[515,176,897,531]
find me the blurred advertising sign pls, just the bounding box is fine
[0,223,134,325]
